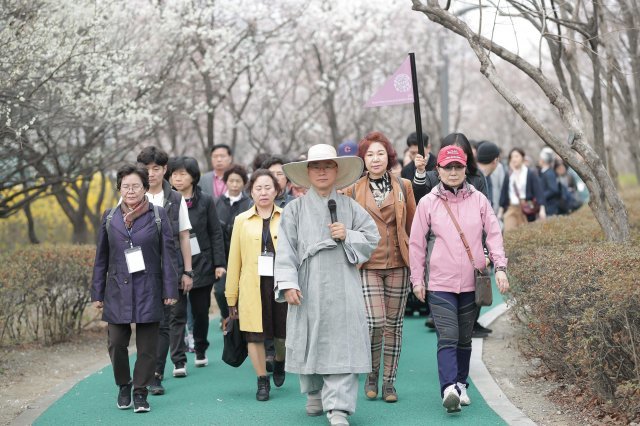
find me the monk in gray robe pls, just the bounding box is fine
[275,144,380,426]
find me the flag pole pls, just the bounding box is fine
[409,52,425,157]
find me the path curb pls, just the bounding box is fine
[471,303,537,426]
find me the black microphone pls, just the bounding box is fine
[328,199,339,242]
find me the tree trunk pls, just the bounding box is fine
[412,0,631,242]
[23,202,40,244]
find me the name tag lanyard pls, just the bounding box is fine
[124,226,146,273]
[258,215,274,277]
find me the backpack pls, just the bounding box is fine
[105,203,162,240]
[557,181,580,214]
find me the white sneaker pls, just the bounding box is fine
[442,384,461,413]
[195,353,208,367]
[327,410,349,426]
[173,364,187,377]
[457,382,471,406]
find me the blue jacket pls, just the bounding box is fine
[539,168,561,216]
[91,204,178,324]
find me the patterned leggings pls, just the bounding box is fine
[360,267,410,383]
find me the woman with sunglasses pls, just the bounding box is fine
[409,144,509,414]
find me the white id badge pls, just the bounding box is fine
[124,246,146,273]
[258,252,274,277]
[189,233,201,256]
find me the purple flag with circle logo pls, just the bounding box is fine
[364,56,414,107]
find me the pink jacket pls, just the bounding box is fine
[409,183,507,293]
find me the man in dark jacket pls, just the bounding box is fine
[137,147,193,395]
[538,148,561,216]
[401,132,436,203]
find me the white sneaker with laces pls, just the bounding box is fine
[457,382,471,406]
[442,384,461,413]
[173,364,187,377]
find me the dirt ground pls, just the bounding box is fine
[0,311,599,425]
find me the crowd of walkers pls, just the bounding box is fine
[90,132,584,423]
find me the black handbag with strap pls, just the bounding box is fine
[442,200,493,307]
[221,317,247,367]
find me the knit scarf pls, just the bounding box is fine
[368,172,391,207]
[120,198,149,230]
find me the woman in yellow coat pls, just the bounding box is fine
[225,169,286,402]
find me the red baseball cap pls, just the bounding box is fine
[437,146,467,167]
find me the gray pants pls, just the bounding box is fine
[299,373,359,415]
[155,289,188,376]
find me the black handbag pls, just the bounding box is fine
[442,200,493,307]
[221,318,247,367]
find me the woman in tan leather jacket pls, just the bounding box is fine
[343,131,416,403]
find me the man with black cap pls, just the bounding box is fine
[476,141,503,215]
[401,132,436,203]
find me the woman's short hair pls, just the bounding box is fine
[440,133,478,176]
[223,164,249,185]
[116,164,150,192]
[357,131,399,171]
[168,156,201,185]
[247,168,281,195]
[508,147,526,161]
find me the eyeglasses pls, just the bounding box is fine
[439,164,466,171]
[308,163,338,171]
[120,184,143,193]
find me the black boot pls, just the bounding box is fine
[256,375,270,401]
[273,360,286,387]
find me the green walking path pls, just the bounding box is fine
[36,281,505,426]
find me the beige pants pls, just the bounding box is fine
[504,205,528,232]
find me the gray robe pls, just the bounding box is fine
[275,187,380,375]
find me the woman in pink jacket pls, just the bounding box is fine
[409,144,510,414]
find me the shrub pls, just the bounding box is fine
[506,187,640,421]
[0,244,95,346]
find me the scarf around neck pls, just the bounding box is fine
[120,198,149,230]
[368,172,391,207]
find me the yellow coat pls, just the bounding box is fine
[225,205,282,332]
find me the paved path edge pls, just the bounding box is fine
[471,303,537,426]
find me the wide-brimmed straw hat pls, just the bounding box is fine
[282,144,364,189]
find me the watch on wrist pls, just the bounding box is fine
[495,266,507,273]
[183,270,195,278]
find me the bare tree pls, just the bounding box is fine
[411,0,631,242]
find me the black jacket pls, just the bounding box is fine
[214,193,253,259]
[499,168,546,221]
[401,154,437,202]
[412,169,488,202]
[188,186,226,288]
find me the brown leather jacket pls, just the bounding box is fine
[343,173,416,269]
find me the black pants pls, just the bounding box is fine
[155,290,188,376]
[189,284,213,355]
[108,322,159,396]
[214,273,229,319]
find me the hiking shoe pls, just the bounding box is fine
[116,382,132,409]
[382,381,398,403]
[273,360,286,387]
[256,375,270,401]
[472,327,490,339]
[173,363,187,377]
[364,373,378,399]
[442,384,461,413]
[457,382,471,406]
[306,391,323,416]
[195,353,208,367]
[265,354,274,373]
[149,375,164,395]
[327,410,349,426]
[133,393,150,413]
[425,316,435,329]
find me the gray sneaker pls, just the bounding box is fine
[364,373,378,399]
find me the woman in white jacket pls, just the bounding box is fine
[409,145,510,414]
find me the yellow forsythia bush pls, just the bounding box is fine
[0,244,95,346]
[506,187,640,421]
